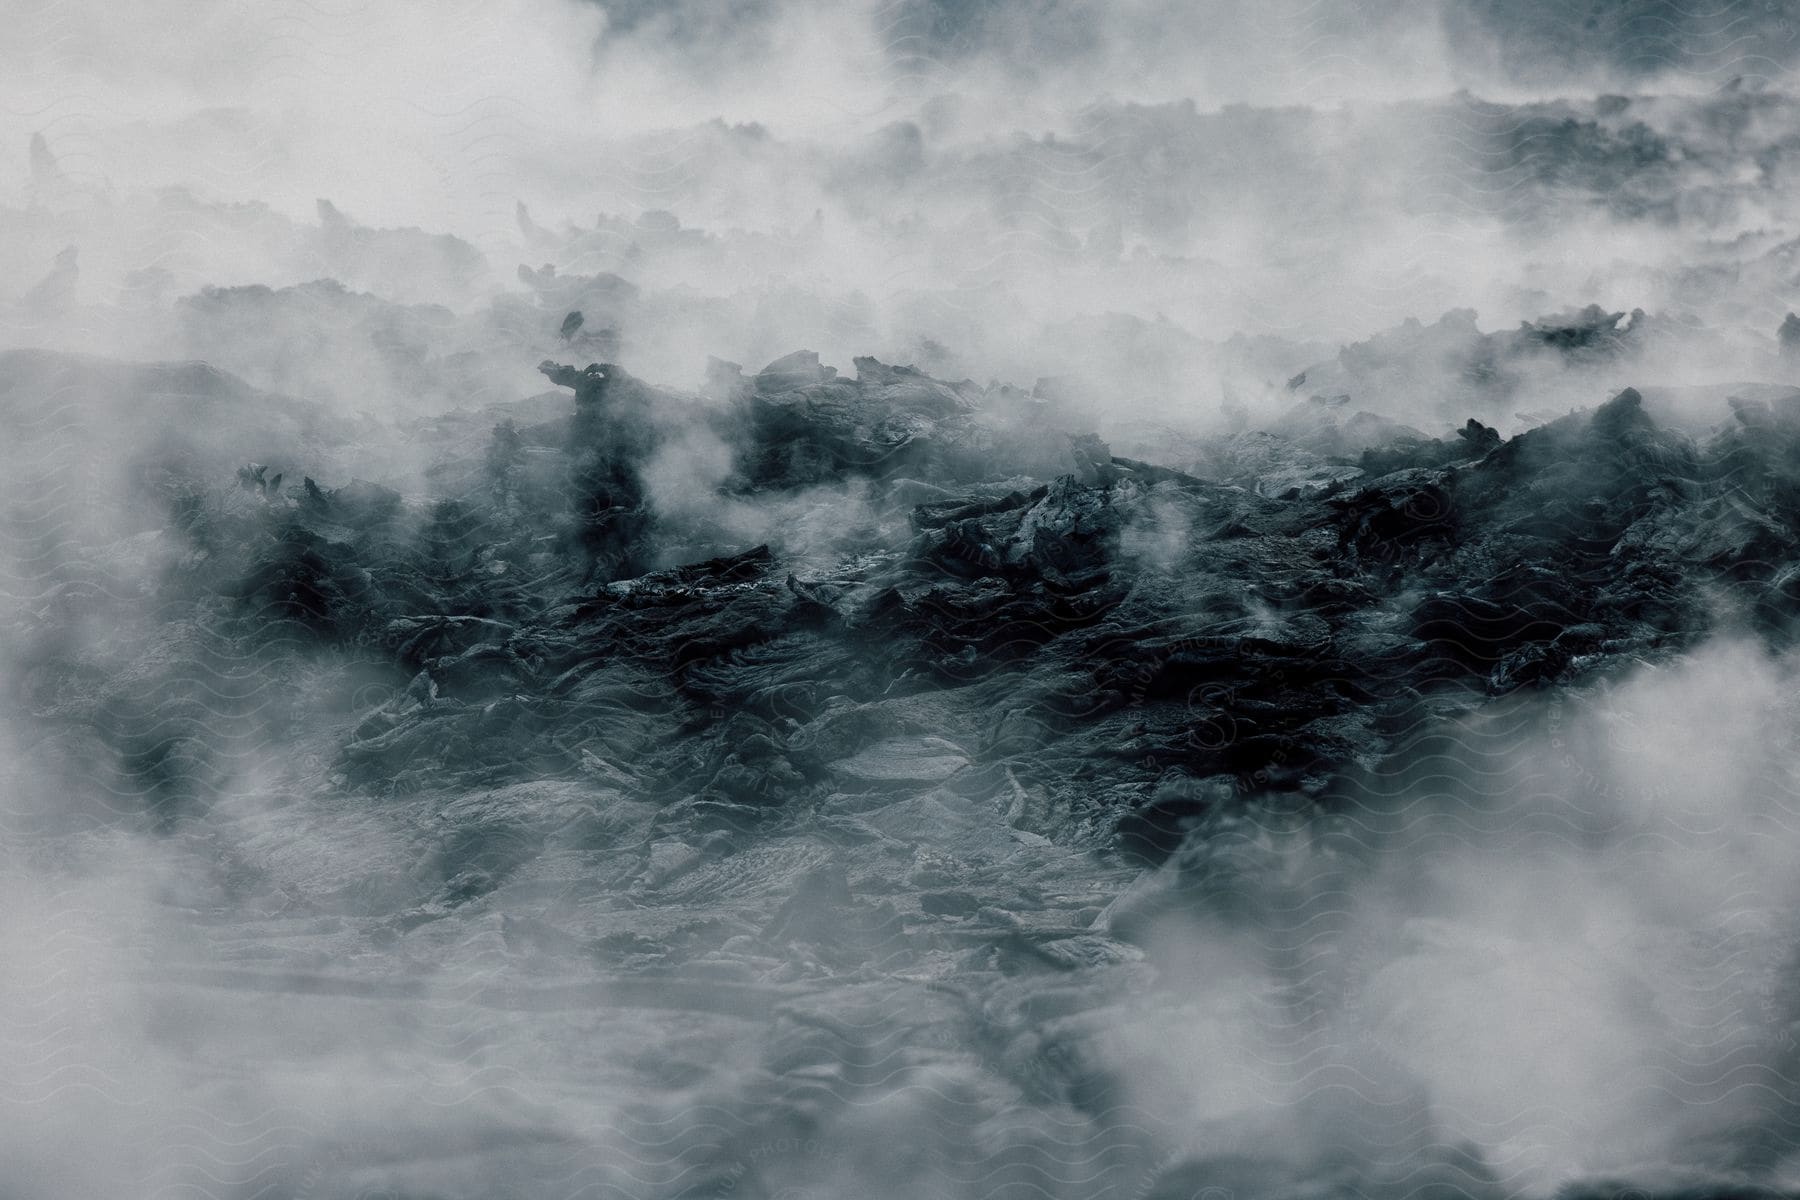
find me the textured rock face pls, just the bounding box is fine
[7,344,1800,1198]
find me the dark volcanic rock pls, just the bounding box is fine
[10,345,1800,1199]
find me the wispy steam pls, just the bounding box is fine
[6,2,1800,1198]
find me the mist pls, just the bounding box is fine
[6,2,1800,1198]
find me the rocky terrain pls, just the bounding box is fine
[7,320,1800,1197]
[14,2,1800,1192]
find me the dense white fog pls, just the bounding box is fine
[5,3,1800,1198]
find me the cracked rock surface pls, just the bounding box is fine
[6,344,1800,1198]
